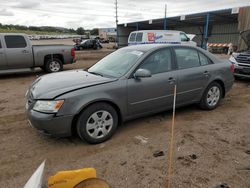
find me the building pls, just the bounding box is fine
[98,28,117,41]
[117,6,250,50]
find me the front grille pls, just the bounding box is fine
[236,51,250,64]
[235,67,250,75]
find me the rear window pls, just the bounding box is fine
[174,48,200,69]
[5,35,27,48]
[129,33,136,42]
[136,32,143,42]
[198,52,212,66]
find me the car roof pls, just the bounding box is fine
[123,44,196,52]
[0,33,27,35]
[130,30,181,33]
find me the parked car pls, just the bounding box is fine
[229,30,250,78]
[0,33,76,73]
[74,39,102,50]
[26,44,234,144]
[99,38,110,43]
[128,30,197,46]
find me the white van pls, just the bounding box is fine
[128,30,197,46]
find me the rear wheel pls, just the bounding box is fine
[44,58,63,73]
[200,82,222,110]
[77,103,118,144]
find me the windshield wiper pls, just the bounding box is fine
[88,71,104,77]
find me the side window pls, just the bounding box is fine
[129,33,136,42]
[139,48,172,74]
[5,35,27,48]
[174,48,200,69]
[198,52,211,66]
[180,33,189,42]
[136,32,143,42]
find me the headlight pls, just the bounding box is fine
[232,52,239,58]
[33,100,64,113]
[229,55,238,65]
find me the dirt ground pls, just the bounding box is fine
[0,40,250,188]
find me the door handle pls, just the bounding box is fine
[203,71,210,77]
[168,77,176,84]
[22,50,29,53]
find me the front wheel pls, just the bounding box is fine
[45,58,63,73]
[77,103,118,144]
[200,82,222,110]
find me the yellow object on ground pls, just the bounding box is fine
[48,168,96,188]
[74,178,110,188]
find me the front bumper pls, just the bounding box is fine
[234,66,250,78]
[26,110,74,137]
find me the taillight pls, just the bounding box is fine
[230,63,235,73]
[71,48,75,58]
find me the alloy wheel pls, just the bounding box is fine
[86,110,113,139]
[206,86,220,107]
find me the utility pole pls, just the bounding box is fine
[115,0,118,47]
[164,4,167,30]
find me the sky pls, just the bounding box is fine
[0,0,250,29]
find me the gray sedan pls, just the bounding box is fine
[26,44,234,144]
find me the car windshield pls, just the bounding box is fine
[88,49,144,78]
[81,40,88,44]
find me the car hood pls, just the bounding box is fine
[29,70,117,99]
[240,30,250,48]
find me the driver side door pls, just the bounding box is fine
[127,48,177,116]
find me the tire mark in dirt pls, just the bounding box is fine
[0,99,8,104]
[0,113,26,125]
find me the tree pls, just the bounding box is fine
[90,28,99,35]
[76,27,85,35]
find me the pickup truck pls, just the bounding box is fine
[0,33,76,74]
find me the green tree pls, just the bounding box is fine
[90,28,99,35]
[76,27,85,35]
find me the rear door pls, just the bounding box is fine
[173,47,211,105]
[0,36,7,69]
[127,48,177,115]
[4,35,33,69]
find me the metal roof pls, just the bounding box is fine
[119,9,238,29]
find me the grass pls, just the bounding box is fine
[0,28,76,35]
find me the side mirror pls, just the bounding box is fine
[134,69,151,79]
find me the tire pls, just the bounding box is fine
[44,58,63,73]
[40,66,45,71]
[199,82,223,110]
[77,103,118,144]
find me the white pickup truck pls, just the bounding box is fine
[0,33,76,74]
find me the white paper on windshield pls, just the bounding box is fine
[130,50,143,56]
